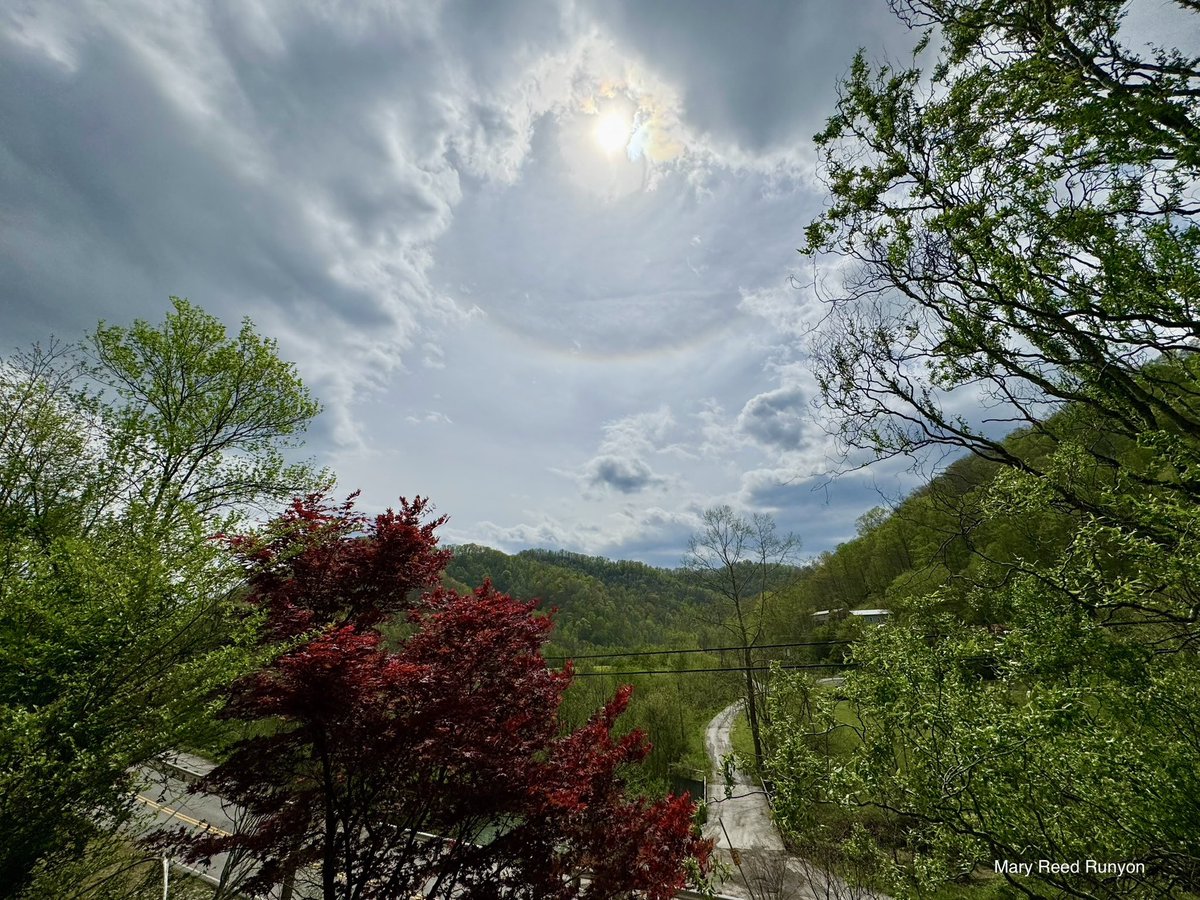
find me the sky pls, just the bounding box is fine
[9,0,1177,567]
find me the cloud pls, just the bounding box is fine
[572,405,677,496]
[599,405,675,453]
[1,0,642,448]
[462,517,589,552]
[460,500,702,566]
[738,282,817,339]
[583,454,665,494]
[578,0,917,153]
[421,342,446,369]
[0,0,487,448]
[738,466,816,513]
[694,398,747,459]
[404,411,453,426]
[736,385,814,449]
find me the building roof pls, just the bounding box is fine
[813,608,891,617]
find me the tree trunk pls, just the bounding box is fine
[321,751,338,900]
[742,646,765,777]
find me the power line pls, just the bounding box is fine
[544,639,853,662]
[552,619,1176,664]
[553,619,1182,678]
[570,662,856,677]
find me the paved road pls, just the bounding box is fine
[701,702,886,900]
[131,753,319,899]
[703,701,785,853]
[132,752,732,899]
[131,754,245,893]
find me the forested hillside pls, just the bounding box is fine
[766,426,1078,639]
[443,544,749,799]
[445,544,722,650]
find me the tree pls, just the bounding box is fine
[88,296,323,532]
[803,0,1200,530]
[777,5,1200,892]
[683,506,800,775]
[0,300,324,895]
[160,493,712,900]
[0,340,104,544]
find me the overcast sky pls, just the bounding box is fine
[0,0,1021,565]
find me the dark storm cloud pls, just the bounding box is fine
[579,0,918,152]
[1,9,425,334]
[0,0,559,443]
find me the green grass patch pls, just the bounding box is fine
[730,707,761,783]
[825,699,865,757]
[23,837,216,900]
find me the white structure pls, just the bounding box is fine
[812,608,890,625]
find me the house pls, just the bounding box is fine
[812,608,890,626]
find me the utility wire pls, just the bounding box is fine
[570,653,1001,678]
[570,662,856,677]
[544,639,854,662]
[549,619,1176,663]
[553,620,1180,678]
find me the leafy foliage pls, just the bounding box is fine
[161,494,712,900]
[766,2,1200,895]
[446,544,719,650]
[805,0,1200,519]
[0,301,323,896]
[89,297,323,529]
[447,543,767,796]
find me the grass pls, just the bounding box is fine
[21,837,216,900]
[825,698,865,757]
[730,707,762,783]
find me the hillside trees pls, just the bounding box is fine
[446,544,718,650]
[777,0,1200,895]
[162,493,712,900]
[0,300,324,895]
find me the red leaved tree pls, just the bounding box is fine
[159,493,711,899]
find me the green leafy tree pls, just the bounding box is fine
[0,341,108,544]
[88,297,322,532]
[804,0,1200,522]
[0,299,324,896]
[775,2,1200,895]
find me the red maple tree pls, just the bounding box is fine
[162,493,711,899]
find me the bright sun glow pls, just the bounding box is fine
[594,110,631,154]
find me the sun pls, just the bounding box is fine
[594,109,632,154]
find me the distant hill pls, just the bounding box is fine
[444,545,719,651]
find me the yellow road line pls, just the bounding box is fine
[135,794,233,838]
